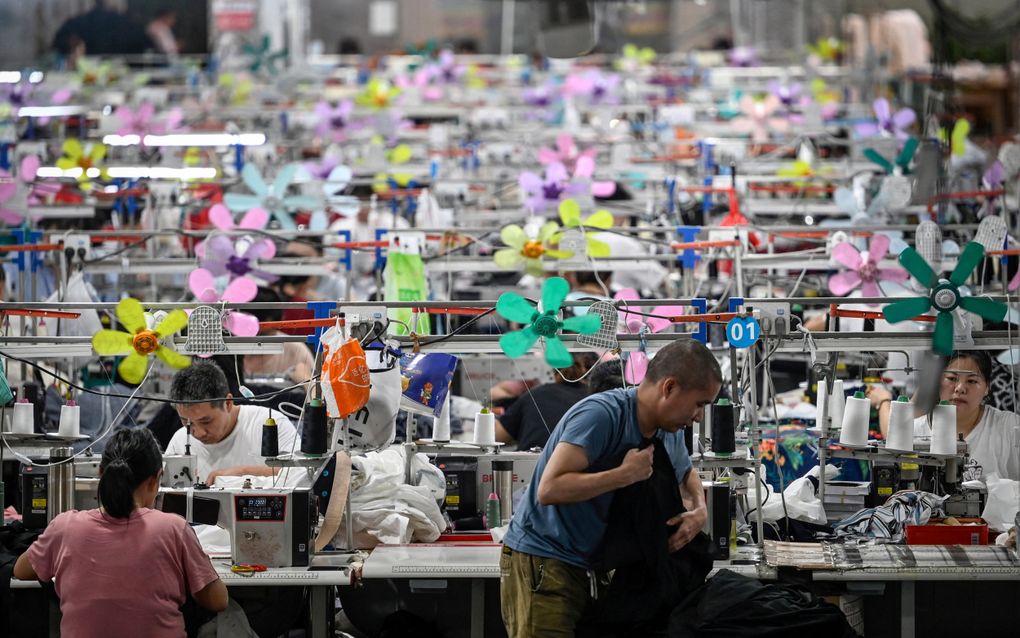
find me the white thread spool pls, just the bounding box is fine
[814,379,827,426]
[930,401,958,456]
[58,401,80,438]
[885,396,915,452]
[839,391,870,447]
[12,400,34,434]
[473,409,496,445]
[830,380,846,432]
[432,394,451,442]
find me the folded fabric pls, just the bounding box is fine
[832,490,947,542]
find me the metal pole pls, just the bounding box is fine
[500,0,516,56]
[747,338,764,547]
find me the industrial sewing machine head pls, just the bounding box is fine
[160,485,313,567]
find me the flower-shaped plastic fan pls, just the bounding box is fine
[372,144,415,194]
[496,277,602,368]
[615,288,683,383]
[829,234,909,300]
[313,100,354,143]
[865,137,919,175]
[564,69,621,105]
[356,79,400,110]
[727,46,758,67]
[519,162,590,213]
[882,242,1007,355]
[537,135,616,198]
[218,73,253,106]
[731,95,789,143]
[0,156,46,224]
[92,298,190,383]
[616,44,656,72]
[551,199,613,257]
[494,221,573,275]
[855,98,915,140]
[197,232,278,286]
[188,270,260,337]
[806,37,843,63]
[115,102,184,138]
[56,139,108,186]
[244,35,287,74]
[224,163,318,230]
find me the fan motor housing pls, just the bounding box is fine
[930,281,959,312]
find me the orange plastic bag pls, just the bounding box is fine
[320,328,371,419]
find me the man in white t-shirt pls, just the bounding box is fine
[164,361,301,485]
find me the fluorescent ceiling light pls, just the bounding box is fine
[103,134,142,146]
[17,105,85,117]
[106,166,217,180]
[140,133,267,147]
[37,167,101,179]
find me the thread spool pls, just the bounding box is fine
[814,379,827,426]
[58,401,80,438]
[261,417,279,457]
[492,460,514,526]
[473,408,495,445]
[432,394,451,442]
[830,380,846,432]
[838,391,870,447]
[301,399,329,455]
[710,398,736,456]
[930,400,957,456]
[885,396,914,452]
[12,399,34,434]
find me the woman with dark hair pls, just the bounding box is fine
[14,428,228,636]
[871,350,1020,481]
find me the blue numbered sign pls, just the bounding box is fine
[726,316,760,348]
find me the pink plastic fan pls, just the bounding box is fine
[828,234,909,303]
[731,94,789,143]
[187,269,261,337]
[615,289,684,384]
[0,156,53,224]
[537,134,616,198]
[115,102,184,137]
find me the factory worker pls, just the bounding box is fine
[164,361,306,487]
[871,350,1020,481]
[501,340,721,637]
[14,428,228,636]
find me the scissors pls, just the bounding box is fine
[230,564,268,576]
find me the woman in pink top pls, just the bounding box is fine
[14,428,228,637]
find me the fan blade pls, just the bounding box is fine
[188,269,218,303]
[832,242,863,270]
[561,313,603,335]
[494,248,524,269]
[949,242,985,286]
[92,329,134,355]
[932,311,954,356]
[238,206,269,230]
[499,326,539,358]
[959,296,1008,322]
[118,352,150,385]
[648,306,684,334]
[495,292,537,323]
[222,277,257,303]
[829,271,862,296]
[869,233,891,263]
[583,210,614,230]
[243,238,276,262]
[559,199,581,227]
[154,310,189,337]
[544,337,573,369]
[116,298,147,334]
[154,345,191,370]
[223,311,260,337]
[897,137,919,168]
[536,221,559,243]
[541,277,570,313]
[587,237,612,258]
[224,193,263,212]
[898,247,938,288]
[544,249,573,260]
[882,296,932,323]
[624,352,648,385]
[499,224,527,250]
[271,164,298,198]
[863,148,893,174]
[208,204,236,231]
[240,163,269,197]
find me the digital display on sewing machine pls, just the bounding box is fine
[235,495,286,521]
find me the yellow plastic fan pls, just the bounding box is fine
[92,298,191,384]
[494,221,574,276]
[356,79,401,110]
[551,199,613,257]
[373,142,415,193]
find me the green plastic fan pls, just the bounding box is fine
[864,137,919,175]
[881,241,1007,355]
[495,277,602,368]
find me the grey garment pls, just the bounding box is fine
[197,599,259,638]
[44,383,143,454]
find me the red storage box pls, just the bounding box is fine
[905,518,989,545]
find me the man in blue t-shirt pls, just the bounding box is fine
[499,339,722,637]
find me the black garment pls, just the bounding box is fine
[499,382,588,450]
[52,8,153,56]
[668,569,857,638]
[579,438,713,636]
[0,521,50,637]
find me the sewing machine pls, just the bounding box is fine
[161,486,314,567]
